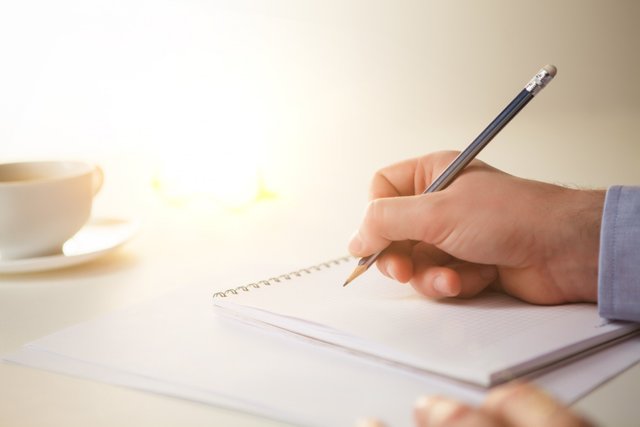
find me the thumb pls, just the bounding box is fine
[349,193,451,257]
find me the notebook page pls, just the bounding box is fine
[215,259,639,386]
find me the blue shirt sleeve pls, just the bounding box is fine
[598,186,640,322]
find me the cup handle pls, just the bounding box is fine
[92,165,104,195]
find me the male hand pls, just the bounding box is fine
[349,151,604,304]
[358,382,593,427]
[414,382,592,427]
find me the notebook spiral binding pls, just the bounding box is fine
[212,256,352,299]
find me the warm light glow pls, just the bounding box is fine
[145,38,278,211]
[149,82,277,210]
[152,152,276,210]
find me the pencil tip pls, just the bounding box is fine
[342,263,367,287]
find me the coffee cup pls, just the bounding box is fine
[0,161,103,260]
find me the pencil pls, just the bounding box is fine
[343,64,557,287]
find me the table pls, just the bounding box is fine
[2,1,640,425]
[1,178,640,426]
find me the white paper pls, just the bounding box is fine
[215,260,639,386]
[4,281,640,426]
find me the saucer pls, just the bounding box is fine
[0,217,138,274]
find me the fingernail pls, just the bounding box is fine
[355,417,386,427]
[429,400,464,424]
[484,382,523,410]
[433,274,453,296]
[415,396,464,425]
[348,230,363,254]
[415,395,435,410]
[387,263,398,281]
[485,382,559,422]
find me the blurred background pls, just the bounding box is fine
[1,0,639,262]
[2,0,639,215]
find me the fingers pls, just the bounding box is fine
[375,241,414,283]
[368,151,463,200]
[369,157,423,200]
[351,151,488,260]
[414,396,499,427]
[355,418,387,427]
[405,243,497,298]
[355,153,465,259]
[369,240,498,297]
[348,193,452,257]
[484,383,593,427]
[410,262,498,299]
[414,384,592,427]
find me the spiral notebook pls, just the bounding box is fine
[214,257,640,387]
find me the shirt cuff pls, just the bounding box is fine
[598,186,640,322]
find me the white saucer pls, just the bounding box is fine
[0,218,138,274]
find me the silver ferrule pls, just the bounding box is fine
[525,68,555,95]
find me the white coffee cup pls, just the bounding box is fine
[0,161,103,260]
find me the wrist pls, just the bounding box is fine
[546,187,605,302]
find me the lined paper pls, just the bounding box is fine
[216,259,639,386]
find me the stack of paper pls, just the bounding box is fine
[215,259,639,386]
[4,261,640,426]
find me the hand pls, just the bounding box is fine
[358,382,593,427]
[414,383,593,427]
[348,151,604,304]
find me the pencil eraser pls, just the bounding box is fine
[543,64,557,77]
